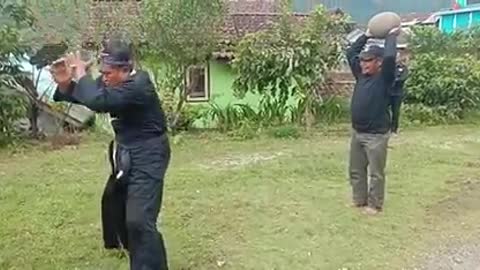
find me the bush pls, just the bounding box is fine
[291,96,350,125]
[401,104,459,126]
[0,89,28,146]
[268,125,301,139]
[404,26,480,124]
[206,103,246,132]
[227,121,259,140]
[0,2,34,146]
[405,53,480,120]
[232,5,351,130]
[173,105,208,131]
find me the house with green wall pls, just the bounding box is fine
[180,11,309,111]
[189,60,260,108]
[85,0,305,112]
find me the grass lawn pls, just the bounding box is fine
[1,125,480,270]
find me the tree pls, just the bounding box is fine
[0,0,86,139]
[232,5,350,130]
[23,0,89,137]
[141,0,226,132]
[0,0,35,145]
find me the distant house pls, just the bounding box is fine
[293,0,453,24]
[437,3,480,33]
[85,0,351,109]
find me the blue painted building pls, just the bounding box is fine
[293,0,452,24]
[437,5,480,33]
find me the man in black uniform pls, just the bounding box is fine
[50,39,170,270]
[346,28,400,215]
[390,59,408,134]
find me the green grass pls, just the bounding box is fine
[1,125,480,270]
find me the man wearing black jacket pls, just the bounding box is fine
[391,61,408,134]
[346,28,400,215]
[50,39,170,270]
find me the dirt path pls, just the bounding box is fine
[418,241,480,270]
[414,180,480,270]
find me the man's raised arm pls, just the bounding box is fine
[346,34,369,78]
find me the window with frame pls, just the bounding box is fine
[185,64,210,102]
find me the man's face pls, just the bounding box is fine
[360,57,382,75]
[100,64,129,87]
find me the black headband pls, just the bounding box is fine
[101,53,132,67]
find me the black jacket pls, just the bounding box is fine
[347,34,397,134]
[53,70,167,145]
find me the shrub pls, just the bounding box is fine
[291,96,350,125]
[173,105,209,131]
[268,125,301,139]
[404,26,480,124]
[0,89,28,146]
[401,104,459,126]
[405,53,480,117]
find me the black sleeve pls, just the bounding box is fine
[52,81,81,104]
[71,73,148,113]
[381,34,398,84]
[346,34,369,79]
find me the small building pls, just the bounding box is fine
[437,3,480,33]
[85,0,352,110]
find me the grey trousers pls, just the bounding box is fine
[349,130,390,209]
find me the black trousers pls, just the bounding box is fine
[101,135,171,270]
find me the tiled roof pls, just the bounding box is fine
[83,0,342,59]
[399,12,438,25]
[221,12,308,41]
[213,12,308,59]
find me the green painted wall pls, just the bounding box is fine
[149,59,298,128]
[205,60,260,108]
[189,60,261,128]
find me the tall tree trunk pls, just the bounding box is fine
[170,66,200,135]
[28,70,43,138]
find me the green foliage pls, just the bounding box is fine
[405,26,480,124]
[405,53,480,116]
[402,104,459,126]
[207,97,349,134]
[232,5,350,129]
[409,26,480,57]
[268,125,301,139]
[0,1,34,146]
[0,89,28,146]
[227,121,259,141]
[142,0,225,66]
[141,0,225,132]
[174,105,209,131]
[205,102,260,140]
[207,103,246,132]
[291,96,350,125]
[24,0,89,49]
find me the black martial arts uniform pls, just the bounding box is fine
[102,140,128,250]
[54,70,170,270]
